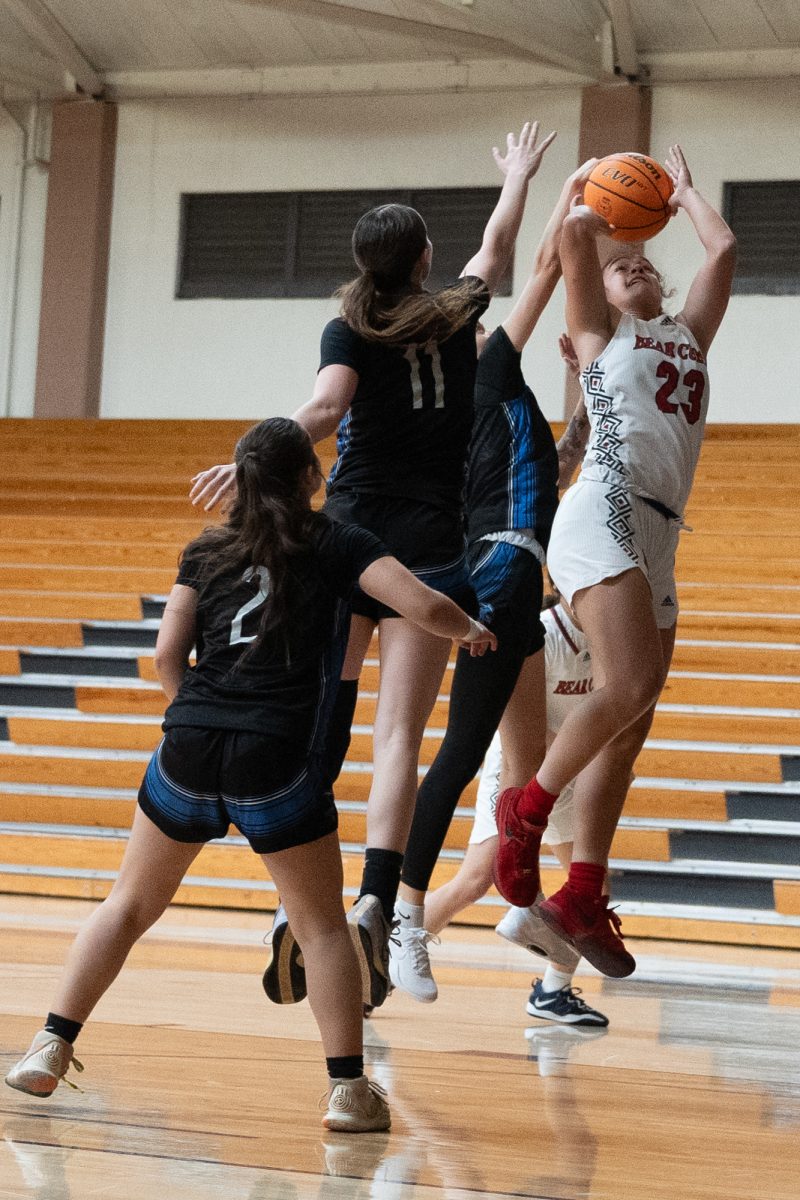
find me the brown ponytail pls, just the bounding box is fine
[182,418,323,660]
[338,203,485,344]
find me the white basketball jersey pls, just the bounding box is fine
[579,312,709,516]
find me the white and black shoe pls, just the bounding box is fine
[526,978,609,1026]
[262,904,306,1004]
[495,902,580,973]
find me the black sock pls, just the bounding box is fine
[44,1013,83,1045]
[326,1054,364,1080]
[321,679,359,794]
[359,847,404,924]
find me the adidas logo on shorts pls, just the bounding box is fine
[661,596,675,607]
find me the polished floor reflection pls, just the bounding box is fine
[1,897,799,1199]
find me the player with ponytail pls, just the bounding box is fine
[6,418,494,1132]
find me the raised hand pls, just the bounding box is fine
[566,193,614,236]
[189,462,237,512]
[492,120,557,182]
[665,143,693,212]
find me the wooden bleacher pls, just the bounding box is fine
[0,418,798,948]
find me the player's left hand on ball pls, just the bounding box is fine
[189,462,237,511]
[567,195,614,235]
[665,143,693,210]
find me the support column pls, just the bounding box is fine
[564,83,651,419]
[34,99,117,418]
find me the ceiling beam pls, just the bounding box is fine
[104,57,587,101]
[1,0,103,95]
[644,46,800,83]
[0,45,65,93]
[606,0,639,81]
[236,0,599,78]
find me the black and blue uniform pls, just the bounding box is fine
[139,516,388,853]
[401,325,559,892]
[320,278,489,621]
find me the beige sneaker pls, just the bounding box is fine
[5,1031,84,1097]
[322,1074,390,1133]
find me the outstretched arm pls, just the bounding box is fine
[559,198,615,371]
[502,160,598,352]
[461,120,556,295]
[359,557,497,657]
[666,145,736,356]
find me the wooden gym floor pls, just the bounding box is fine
[1,896,799,1199]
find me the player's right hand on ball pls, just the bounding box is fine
[190,462,237,511]
[567,195,614,235]
[459,619,498,657]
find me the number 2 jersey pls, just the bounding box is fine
[579,312,709,517]
[162,516,388,753]
[321,278,489,510]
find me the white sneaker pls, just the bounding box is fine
[322,1075,391,1132]
[5,1031,84,1097]
[495,902,580,973]
[388,925,440,1003]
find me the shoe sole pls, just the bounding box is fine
[495,915,581,972]
[537,904,635,979]
[322,1112,391,1133]
[492,789,543,908]
[347,903,389,1010]
[5,1072,58,1097]
[262,919,307,1004]
[524,1003,609,1027]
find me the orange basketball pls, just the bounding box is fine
[583,153,673,242]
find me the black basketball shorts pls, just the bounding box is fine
[138,727,338,854]
[323,489,475,622]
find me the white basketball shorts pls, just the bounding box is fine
[546,478,681,630]
[470,731,574,849]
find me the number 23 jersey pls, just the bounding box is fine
[579,312,709,517]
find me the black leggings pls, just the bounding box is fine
[400,549,545,893]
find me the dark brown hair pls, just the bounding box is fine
[337,203,484,344]
[183,418,322,658]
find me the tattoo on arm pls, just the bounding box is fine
[556,400,590,489]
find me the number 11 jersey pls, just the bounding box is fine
[579,312,709,517]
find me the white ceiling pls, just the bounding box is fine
[1,0,800,99]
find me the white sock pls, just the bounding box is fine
[542,965,574,994]
[394,901,425,929]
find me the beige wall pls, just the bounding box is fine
[100,89,582,421]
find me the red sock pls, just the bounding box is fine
[566,861,606,903]
[517,776,558,825]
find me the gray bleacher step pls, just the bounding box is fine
[142,596,167,619]
[668,826,800,865]
[83,619,161,648]
[19,649,141,678]
[781,755,800,781]
[727,789,800,822]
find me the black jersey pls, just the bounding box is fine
[466,326,559,549]
[322,278,489,510]
[163,516,388,751]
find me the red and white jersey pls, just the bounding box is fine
[542,604,592,736]
[579,312,709,517]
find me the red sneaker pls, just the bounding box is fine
[538,886,636,978]
[492,787,546,908]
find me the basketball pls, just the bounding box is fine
[583,152,673,242]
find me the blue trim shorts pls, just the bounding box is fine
[138,727,338,854]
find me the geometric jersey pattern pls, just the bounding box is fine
[582,362,637,562]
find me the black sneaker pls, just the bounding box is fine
[262,904,306,1004]
[525,979,609,1027]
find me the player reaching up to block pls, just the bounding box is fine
[5,418,493,1133]
[388,162,597,1003]
[191,120,555,1011]
[493,145,736,977]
